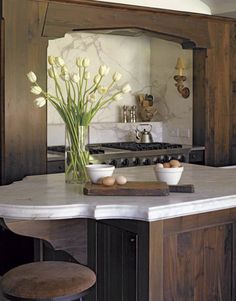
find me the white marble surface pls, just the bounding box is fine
[0,165,236,222]
[89,122,163,143]
[47,33,193,146]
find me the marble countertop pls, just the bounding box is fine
[0,164,236,221]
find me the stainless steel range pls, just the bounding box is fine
[89,142,191,168]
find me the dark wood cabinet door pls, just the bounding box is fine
[97,222,138,301]
[164,223,233,301]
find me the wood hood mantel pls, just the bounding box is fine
[0,0,236,184]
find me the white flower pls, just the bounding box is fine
[31,85,42,95]
[60,73,70,81]
[98,86,108,94]
[71,73,80,83]
[48,68,59,79]
[105,67,110,76]
[48,56,56,66]
[113,93,123,101]
[82,58,90,67]
[87,93,96,102]
[55,57,65,67]
[99,65,108,76]
[112,72,122,82]
[27,72,37,83]
[93,74,101,84]
[76,57,83,67]
[61,66,69,75]
[84,71,90,80]
[122,84,131,94]
[34,97,46,108]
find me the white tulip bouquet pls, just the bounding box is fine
[27,56,131,183]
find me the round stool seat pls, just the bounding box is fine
[1,261,96,300]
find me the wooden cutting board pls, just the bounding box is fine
[84,182,195,196]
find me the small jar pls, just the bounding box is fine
[122,105,128,123]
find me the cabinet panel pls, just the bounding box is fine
[164,223,233,301]
[97,222,137,301]
[1,0,48,184]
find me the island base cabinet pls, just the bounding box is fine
[90,209,236,301]
[163,223,233,301]
[96,222,138,301]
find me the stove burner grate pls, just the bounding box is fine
[101,142,182,151]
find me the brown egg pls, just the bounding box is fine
[116,175,127,185]
[102,176,116,186]
[163,162,171,168]
[169,159,182,168]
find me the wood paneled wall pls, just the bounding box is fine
[1,0,236,184]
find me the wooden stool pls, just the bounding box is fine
[1,261,96,301]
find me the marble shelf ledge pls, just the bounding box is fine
[0,164,236,222]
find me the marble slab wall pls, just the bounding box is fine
[150,39,193,145]
[89,122,163,144]
[47,32,150,124]
[47,32,192,146]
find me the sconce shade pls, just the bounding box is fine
[174,57,190,98]
[175,57,185,70]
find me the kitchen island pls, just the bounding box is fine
[0,164,236,301]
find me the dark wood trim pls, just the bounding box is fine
[0,12,5,184]
[193,48,207,148]
[149,221,163,301]
[230,23,236,164]
[47,0,236,23]
[44,1,210,48]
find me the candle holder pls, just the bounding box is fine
[173,75,190,99]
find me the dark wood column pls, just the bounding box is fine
[0,0,48,184]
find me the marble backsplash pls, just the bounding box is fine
[47,32,150,124]
[47,32,193,146]
[47,122,163,146]
[88,122,163,144]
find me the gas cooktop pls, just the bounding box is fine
[100,142,183,151]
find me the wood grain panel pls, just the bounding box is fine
[164,224,233,301]
[96,221,137,301]
[193,48,207,148]
[44,1,210,48]
[4,219,88,265]
[0,15,5,184]
[1,0,48,184]
[230,23,236,164]
[205,22,232,166]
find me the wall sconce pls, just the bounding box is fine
[174,57,190,99]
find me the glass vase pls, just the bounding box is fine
[65,125,90,184]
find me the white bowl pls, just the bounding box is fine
[86,164,115,184]
[154,166,184,185]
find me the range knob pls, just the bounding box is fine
[172,154,185,162]
[142,158,151,165]
[165,155,172,162]
[108,159,117,167]
[120,158,129,167]
[132,157,140,166]
[157,155,165,163]
[178,155,186,162]
[152,157,159,164]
